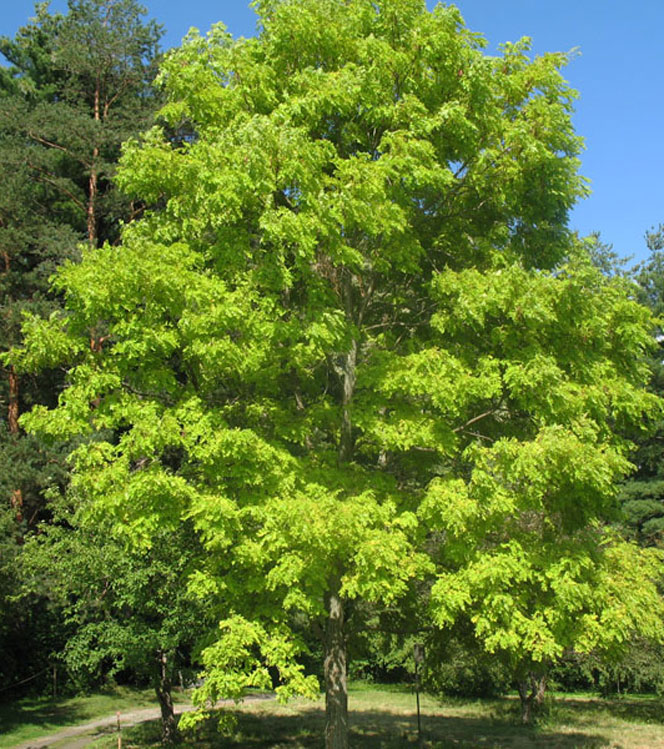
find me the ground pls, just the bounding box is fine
[3,684,664,748]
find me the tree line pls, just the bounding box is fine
[2,2,664,748]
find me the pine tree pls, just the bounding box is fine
[0,0,163,695]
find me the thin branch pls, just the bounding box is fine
[457,429,494,442]
[27,161,87,212]
[453,407,497,433]
[27,132,88,166]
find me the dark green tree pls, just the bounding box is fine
[0,0,163,248]
[619,227,664,546]
[0,0,163,524]
[22,494,209,743]
[0,0,163,696]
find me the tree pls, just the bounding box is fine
[618,226,664,545]
[0,0,163,248]
[0,0,163,520]
[420,256,664,722]
[11,1,661,746]
[21,493,209,743]
[0,0,163,697]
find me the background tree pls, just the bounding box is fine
[11,1,662,747]
[0,0,163,248]
[21,493,209,744]
[619,226,664,545]
[0,0,163,525]
[0,0,163,697]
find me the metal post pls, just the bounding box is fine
[414,643,425,747]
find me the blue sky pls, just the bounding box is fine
[2,1,662,263]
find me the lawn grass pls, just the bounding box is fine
[90,682,664,748]
[0,685,185,748]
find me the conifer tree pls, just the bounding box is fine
[0,0,163,694]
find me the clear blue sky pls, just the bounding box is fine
[2,1,663,263]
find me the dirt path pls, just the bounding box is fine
[11,695,275,749]
[11,703,197,748]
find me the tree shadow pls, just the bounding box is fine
[556,696,664,725]
[0,695,94,738]
[177,704,618,748]
[0,686,154,742]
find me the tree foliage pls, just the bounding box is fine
[0,0,163,702]
[10,1,664,745]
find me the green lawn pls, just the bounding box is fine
[89,683,664,748]
[0,685,181,748]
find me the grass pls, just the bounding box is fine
[0,684,186,748]
[88,682,664,748]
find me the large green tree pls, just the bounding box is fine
[11,1,662,746]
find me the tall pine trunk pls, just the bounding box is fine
[87,78,101,247]
[7,366,23,523]
[324,586,348,749]
[3,250,23,521]
[155,650,179,744]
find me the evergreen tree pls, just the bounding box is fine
[619,227,664,546]
[0,0,163,695]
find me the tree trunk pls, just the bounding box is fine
[324,587,348,749]
[338,338,357,465]
[337,270,357,465]
[87,167,98,247]
[517,672,547,724]
[7,366,23,523]
[8,366,19,436]
[155,651,179,744]
[87,78,100,247]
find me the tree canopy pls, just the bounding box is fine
[10,1,664,746]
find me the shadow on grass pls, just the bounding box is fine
[0,695,98,737]
[121,703,619,748]
[0,686,155,744]
[555,696,664,725]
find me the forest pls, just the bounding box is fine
[2,1,664,748]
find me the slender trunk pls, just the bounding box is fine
[155,651,179,744]
[338,338,357,464]
[3,252,24,524]
[324,587,348,749]
[534,674,547,705]
[88,78,100,247]
[7,366,23,523]
[338,269,357,464]
[8,366,19,436]
[87,166,98,247]
[517,680,532,724]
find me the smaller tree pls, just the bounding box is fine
[22,493,209,744]
[422,254,664,723]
